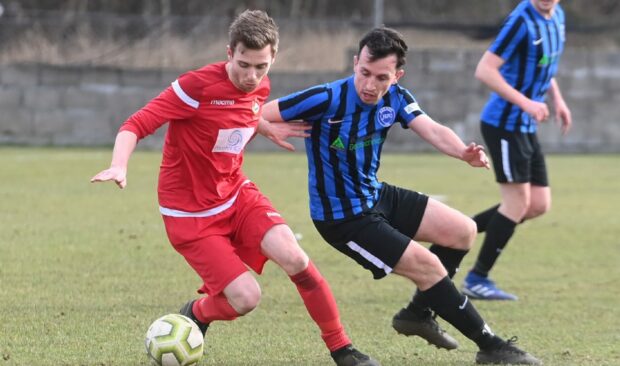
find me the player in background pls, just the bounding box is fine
[91,10,378,366]
[259,27,541,365]
[462,0,572,300]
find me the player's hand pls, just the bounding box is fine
[522,99,550,123]
[461,142,490,169]
[554,99,572,135]
[264,121,312,151]
[90,166,128,189]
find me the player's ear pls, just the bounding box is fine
[353,55,359,71]
[226,45,233,60]
[395,69,405,82]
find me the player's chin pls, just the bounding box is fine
[242,83,258,92]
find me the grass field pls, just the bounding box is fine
[1,148,619,366]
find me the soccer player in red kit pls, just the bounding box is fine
[91,10,378,366]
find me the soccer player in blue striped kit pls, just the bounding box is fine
[462,0,572,301]
[260,27,541,365]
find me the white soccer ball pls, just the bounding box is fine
[145,314,204,366]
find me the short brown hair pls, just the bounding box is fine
[229,10,279,54]
[358,27,408,69]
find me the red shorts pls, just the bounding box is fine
[162,182,286,296]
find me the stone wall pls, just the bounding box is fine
[1,48,619,152]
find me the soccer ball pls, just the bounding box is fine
[145,314,204,366]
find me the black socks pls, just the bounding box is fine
[423,276,503,350]
[429,245,469,279]
[408,245,468,312]
[473,204,500,233]
[472,211,517,277]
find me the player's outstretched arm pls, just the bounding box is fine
[409,114,490,169]
[90,130,138,189]
[258,100,311,151]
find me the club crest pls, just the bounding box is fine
[377,106,396,127]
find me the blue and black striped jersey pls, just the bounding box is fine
[278,75,425,221]
[481,1,565,133]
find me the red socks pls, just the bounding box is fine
[191,261,351,353]
[289,261,351,352]
[192,293,239,323]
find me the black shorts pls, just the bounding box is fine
[481,122,549,186]
[313,183,428,279]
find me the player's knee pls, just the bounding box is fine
[427,252,447,274]
[395,243,447,288]
[502,199,530,221]
[415,249,446,277]
[289,253,310,274]
[448,217,477,250]
[527,200,550,219]
[280,246,310,275]
[228,286,262,315]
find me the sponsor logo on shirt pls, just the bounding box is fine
[348,135,384,151]
[377,106,396,127]
[266,212,281,217]
[538,52,559,67]
[538,55,550,66]
[330,135,385,151]
[212,127,255,154]
[330,136,346,150]
[210,99,235,106]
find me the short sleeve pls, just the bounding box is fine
[278,85,331,122]
[488,15,528,61]
[396,87,425,129]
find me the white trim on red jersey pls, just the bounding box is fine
[172,79,199,109]
[159,180,251,217]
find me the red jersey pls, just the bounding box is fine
[120,61,269,213]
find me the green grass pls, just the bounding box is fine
[0,147,619,366]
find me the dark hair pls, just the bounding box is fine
[229,10,279,54]
[358,27,408,69]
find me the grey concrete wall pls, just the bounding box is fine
[1,48,619,152]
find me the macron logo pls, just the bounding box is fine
[211,99,235,106]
